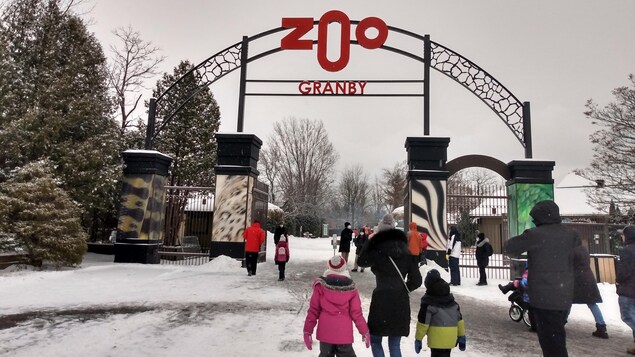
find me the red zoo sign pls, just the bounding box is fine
[281,10,388,72]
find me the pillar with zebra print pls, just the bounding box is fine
[405,137,451,267]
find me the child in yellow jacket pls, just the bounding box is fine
[415,269,466,356]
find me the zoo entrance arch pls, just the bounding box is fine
[113,10,557,264]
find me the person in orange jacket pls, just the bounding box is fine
[408,222,428,267]
[243,220,265,276]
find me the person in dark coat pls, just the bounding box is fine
[358,214,423,357]
[504,200,581,357]
[570,245,608,338]
[273,222,287,245]
[617,226,635,355]
[475,232,493,286]
[351,228,368,273]
[340,222,353,263]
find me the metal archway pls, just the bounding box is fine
[145,21,532,158]
[447,155,511,180]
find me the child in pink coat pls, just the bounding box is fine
[303,255,370,356]
[274,236,289,281]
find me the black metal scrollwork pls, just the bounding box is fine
[430,41,525,147]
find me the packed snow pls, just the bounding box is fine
[0,236,629,356]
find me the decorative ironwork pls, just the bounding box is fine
[430,41,525,147]
[151,42,243,143]
[145,22,531,155]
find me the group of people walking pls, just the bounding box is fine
[304,214,465,357]
[244,200,635,356]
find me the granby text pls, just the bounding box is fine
[298,81,367,95]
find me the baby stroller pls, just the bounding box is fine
[507,287,532,327]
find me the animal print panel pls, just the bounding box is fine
[117,174,169,241]
[409,179,447,250]
[212,175,253,242]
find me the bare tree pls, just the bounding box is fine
[268,117,339,217]
[338,165,369,228]
[582,74,635,210]
[369,177,386,224]
[108,26,165,134]
[381,161,407,212]
[259,145,281,204]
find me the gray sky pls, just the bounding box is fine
[88,0,635,184]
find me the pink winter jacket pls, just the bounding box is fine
[303,275,369,344]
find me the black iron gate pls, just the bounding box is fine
[447,183,510,281]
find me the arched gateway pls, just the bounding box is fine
[113,10,556,264]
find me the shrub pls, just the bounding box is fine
[0,162,87,267]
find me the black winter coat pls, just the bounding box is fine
[475,238,493,267]
[339,227,353,253]
[572,245,602,304]
[358,229,423,336]
[617,233,635,298]
[354,234,368,255]
[273,226,287,245]
[504,200,581,310]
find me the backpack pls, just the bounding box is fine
[486,243,494,257]
[275,244,287,262]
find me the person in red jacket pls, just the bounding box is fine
[243,220,265,276]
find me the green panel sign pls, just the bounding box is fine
[507,183,554,237]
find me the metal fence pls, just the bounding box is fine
[163,186,214,251]
[459,247,511,281]
[159,251,210,266]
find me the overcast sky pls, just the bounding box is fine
[87,0,635,184]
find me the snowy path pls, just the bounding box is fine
[1,237,632,356]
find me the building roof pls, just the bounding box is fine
[554,172,604,216]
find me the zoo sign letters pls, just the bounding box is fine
[281,10,388,73]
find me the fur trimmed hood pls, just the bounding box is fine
[366,228,410,258]
[314,275,356,291]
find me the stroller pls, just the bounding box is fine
[507,287,532,327]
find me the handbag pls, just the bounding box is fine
[388,256,411,294]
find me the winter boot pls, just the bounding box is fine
[592,323,608,339]
[498,282,514,294]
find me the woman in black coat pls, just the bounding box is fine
[572,245,608,338]
[358,214,422,357]
[475,232,493,286]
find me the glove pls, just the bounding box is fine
[414,340,422,353]
[447,249,452,256]
[303,332,312,350]
[457,336,466,351]
[362,332,370,348]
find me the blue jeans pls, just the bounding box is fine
[370,335,401,357]
[449,257,460,285]
[587,303,605,325]
[619,295,635,340]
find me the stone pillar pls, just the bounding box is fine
[115,150,172,264]
[405,137,450,267]
[210,134,263,260]
[506,160,556,237]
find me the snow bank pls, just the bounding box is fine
[196,255,242,272]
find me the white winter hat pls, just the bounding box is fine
[323,255,350,278]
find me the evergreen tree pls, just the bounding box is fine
[0,161,87,266]
[0,0,121,240]
[152,60,220,187]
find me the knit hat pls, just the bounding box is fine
[344,222,351,227]
[324,255,350,278]
[377,214,395,232]
[424,269,450,297]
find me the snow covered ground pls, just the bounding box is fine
[0,236,629,356]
